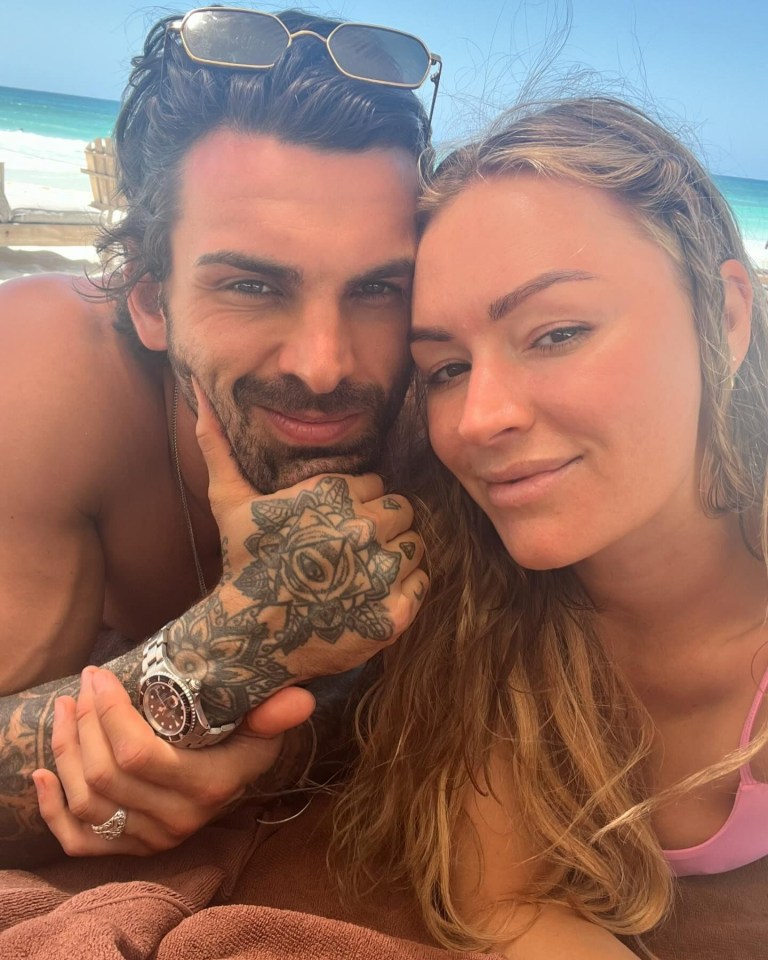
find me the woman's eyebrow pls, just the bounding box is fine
[488,269,596,322]
[409,326,454,344]
[409,270,596,344]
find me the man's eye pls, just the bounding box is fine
[358,281,399,298]
[229,279,275,296]
[428,361,471,386]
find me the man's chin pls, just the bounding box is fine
[260,452,378,494]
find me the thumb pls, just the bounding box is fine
[191,378,260,511]
[241,686,317,739]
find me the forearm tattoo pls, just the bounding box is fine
[0,653,142,865]
[168,477,401,725]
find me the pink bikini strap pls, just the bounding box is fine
[740,660,768,749]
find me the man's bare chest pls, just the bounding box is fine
[99,461,220,642]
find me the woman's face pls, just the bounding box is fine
[411,174,705,571]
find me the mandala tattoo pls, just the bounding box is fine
[168,594,295,720]
[235,477,401,655]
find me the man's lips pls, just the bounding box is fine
[480,457,582,508]
[260,406,364,446]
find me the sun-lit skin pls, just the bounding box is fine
[132,128,418,496]
[411,175,710,579]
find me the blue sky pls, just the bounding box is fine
[1,0,766,178]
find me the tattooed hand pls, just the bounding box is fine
[166,386,428,727]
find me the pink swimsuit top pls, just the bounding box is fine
[662,666,768,877]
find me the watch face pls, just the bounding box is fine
[143,679,188,736]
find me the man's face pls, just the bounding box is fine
[158,129,417,492]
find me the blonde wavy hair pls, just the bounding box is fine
[332,97,768,950]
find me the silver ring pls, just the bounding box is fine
[90,807,127,841]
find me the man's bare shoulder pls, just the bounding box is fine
[0,272,163,502]
[0,273,113,352]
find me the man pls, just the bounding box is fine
[0,6,436,865]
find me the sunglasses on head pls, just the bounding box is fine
[164,6,443,125]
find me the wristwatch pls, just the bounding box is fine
[139,625,238,748]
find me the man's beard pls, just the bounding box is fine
[166,323,411,494]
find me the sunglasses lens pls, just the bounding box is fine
[182,9,288,68]
[329,25,430,87]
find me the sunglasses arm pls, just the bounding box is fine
[427,55,443,128]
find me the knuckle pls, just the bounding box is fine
[82,760,114,795]
[196,780,234,809]
[66,792,92,821]
[112,738,153,775]
[59,836,86,857]
[132,832,170,854]
[50,729,69,760]
[162,813,202,842]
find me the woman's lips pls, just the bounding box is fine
[261,407,364,446]
[483,457,581,508]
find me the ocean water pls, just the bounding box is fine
[0,85,118,209]
[0,84,767,267]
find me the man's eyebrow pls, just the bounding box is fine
[488,269,596,322]
[194,251,303,286]
[410,269,596,345]
[347,257,415,292]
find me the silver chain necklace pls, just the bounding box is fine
[171,381,207,598]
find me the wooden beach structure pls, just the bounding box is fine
[0,138,123,248]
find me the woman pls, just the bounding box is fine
[334,97,768,957]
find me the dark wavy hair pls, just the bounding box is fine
[98,7,431,347]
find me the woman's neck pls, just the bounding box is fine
[576,507,767,687]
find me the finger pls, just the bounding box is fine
[243,686,316,738]
[50,692,99,823]
[75,668,174,821]
[92,667,288,794]
[367,493,415,541]
[340,472,385,503]
[191,377,259,506]
[389,567,430,640]
[384,529,425,581]
[51,673,127,827]
[90,667,189,788]
[34,770,176,857]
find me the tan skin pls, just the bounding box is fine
[0,132,427,861]
[412,175,762,957]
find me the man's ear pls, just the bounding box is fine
[127,278,168,351]
[720,259,752,373]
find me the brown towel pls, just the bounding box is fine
[1,793,765,958]
[0,798,496,959]
[157,907,489,960]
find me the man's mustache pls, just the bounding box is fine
[232,375,385,416]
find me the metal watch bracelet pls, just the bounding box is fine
[140,625,238,748]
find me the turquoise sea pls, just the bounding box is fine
[0,83,767,266]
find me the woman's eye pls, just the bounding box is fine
[534,325,588,350]
[428,361,471,386]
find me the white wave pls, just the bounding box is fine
[745,236,768,271]
[0,128,89,166]
[0,129,91,209]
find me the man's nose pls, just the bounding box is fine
[456,361,534,445]
[276,307,356,395]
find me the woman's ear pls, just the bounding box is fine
[720,259,753,373]
[127,278,167,351]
